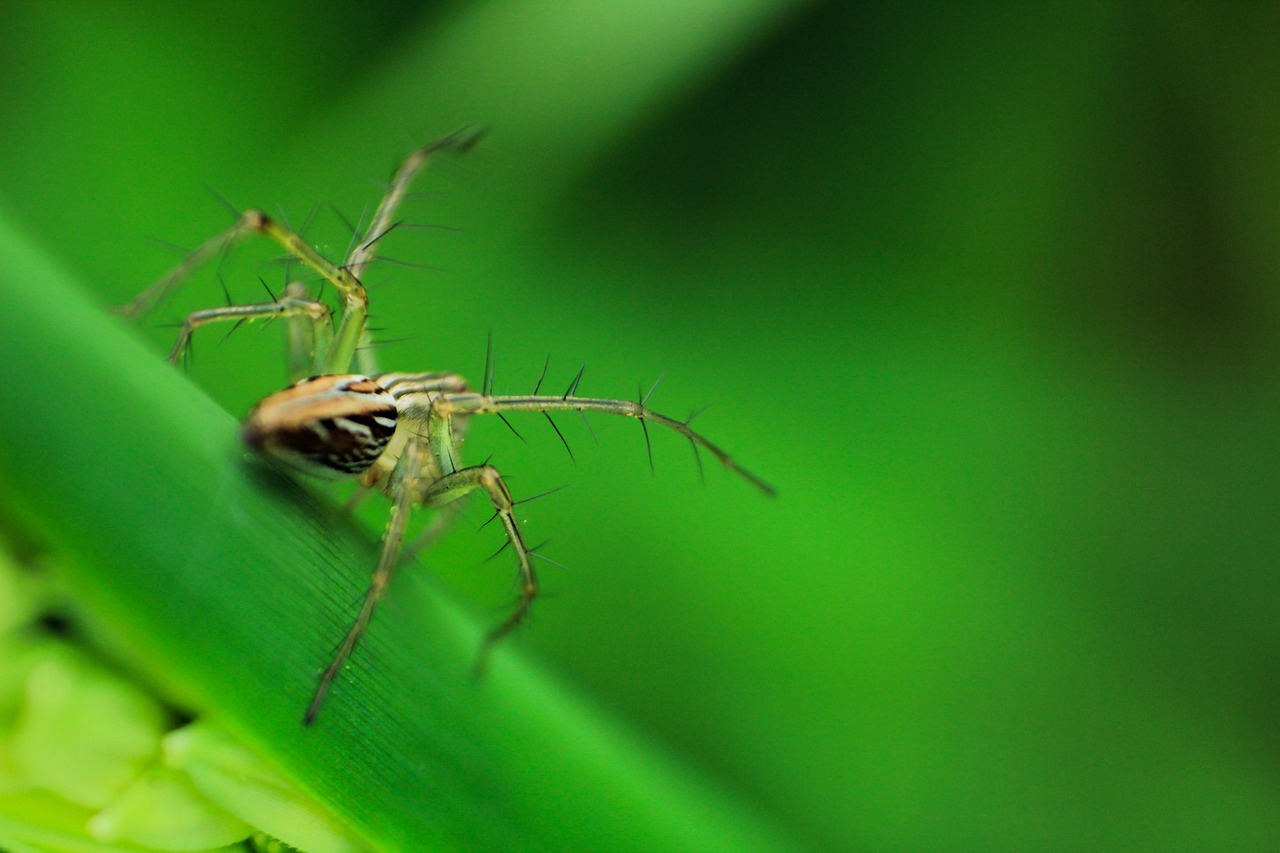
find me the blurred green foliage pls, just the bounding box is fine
[2,1,1280,850]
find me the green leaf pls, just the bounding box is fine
[10,646,168,811]
[163,722,358,853]
[86,763,252,851]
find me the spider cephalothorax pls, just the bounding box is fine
[125,131,773,724]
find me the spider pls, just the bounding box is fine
[122,130,774,724]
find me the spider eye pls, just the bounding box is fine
[241,374,398,478]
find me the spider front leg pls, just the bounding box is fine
[398,382,777,674]
[428,391,777,496]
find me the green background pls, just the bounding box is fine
[2,1,1280,849]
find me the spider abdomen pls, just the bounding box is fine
[241,374,398,478]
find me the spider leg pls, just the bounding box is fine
[166,290,331,371]
[125,131,483,377]
[119,218,253,319]
[420,464,535,678]
[345,128,484,282]
[123,207,370,374]
[304,436,427,725]
[430,392,776,496]
[401,381,536,674]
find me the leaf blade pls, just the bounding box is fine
[0,209,792,850]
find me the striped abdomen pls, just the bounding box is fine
[241,375,398,478]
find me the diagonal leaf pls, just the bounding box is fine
[0,209,793,849]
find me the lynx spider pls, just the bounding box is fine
[123,131,774,724]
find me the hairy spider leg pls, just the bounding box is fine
[429,392,777,497]
[358,384,776,678]
[420,464,534,680]
[345,128,484,284]
[124,208,369,373]
[121,128,485,377]
[302,370,484,723]
[119,219,248,321]
[305,456,533,722]
[165,286,332,370]
[304,434,428,725]
[374,373,544,680]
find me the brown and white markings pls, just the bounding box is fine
[241,375,399,478]
[124,131,774,725]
